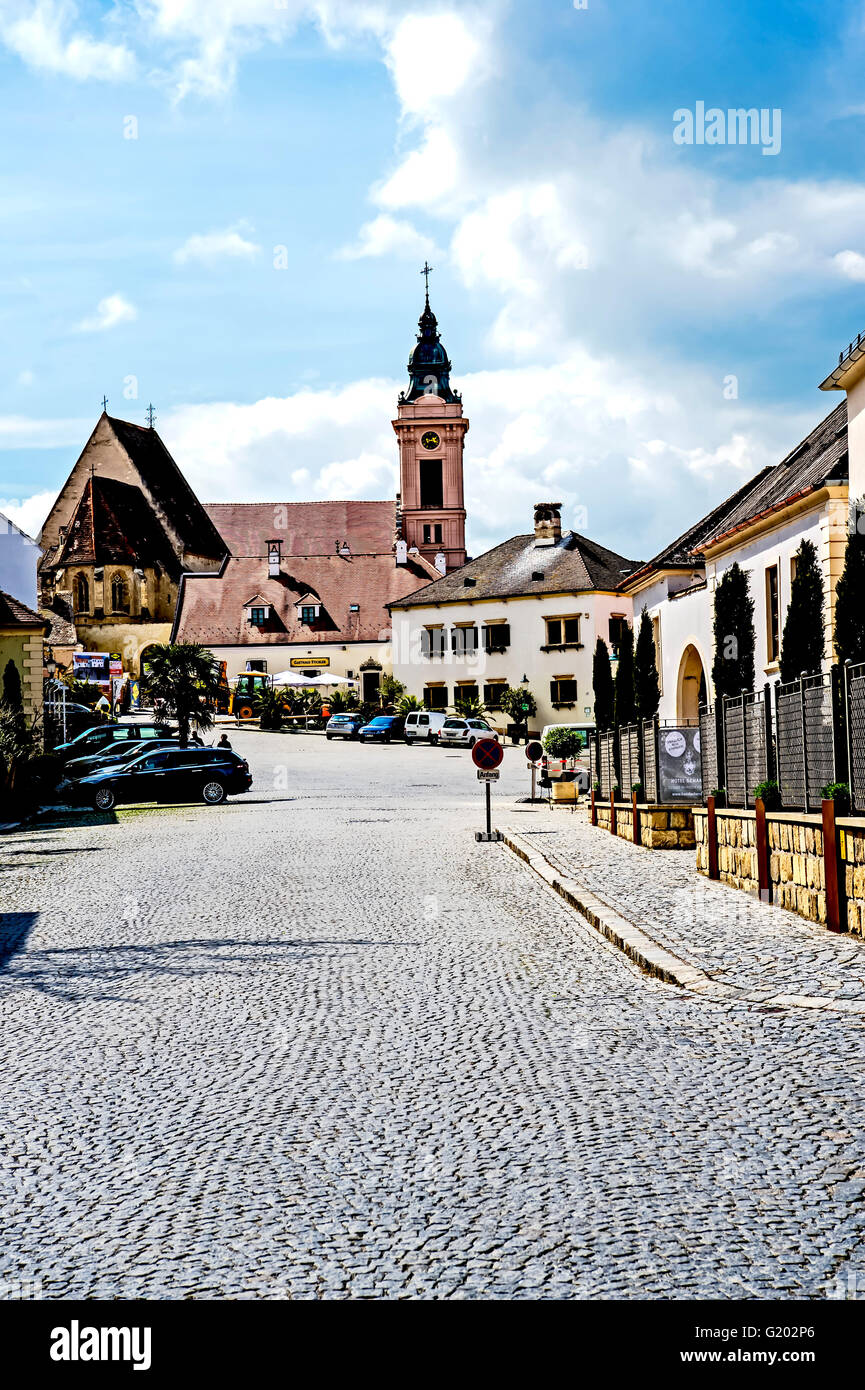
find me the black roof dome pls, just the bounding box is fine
[403,291,459,403]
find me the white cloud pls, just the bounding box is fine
[0,0,135,81]
[17,369,34,387]
[384,11,489,119]
[0,488,57,537]
[173,225,260,265]
[336,214,439,261]
[833,249,865,283]
[77,294,137,333]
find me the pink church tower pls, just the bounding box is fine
[392,265,467,571]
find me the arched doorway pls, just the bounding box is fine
[676,644,706,723]
[139,644,161,679]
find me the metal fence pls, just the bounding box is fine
[719,688,772,809]
[590,730,617,798]
[618,722,641,794]
[846,661,865,814]
[775,669,844,813]
[642,719,658,802]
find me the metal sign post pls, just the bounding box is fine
[472,738,504,841]
[525,739,543,802]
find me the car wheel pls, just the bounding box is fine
[202,779,226,805]
[94,786,116,811]
[468,737,476,748]
[326,734,333,740]
[384,737,391,744]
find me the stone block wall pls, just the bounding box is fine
[694,808,865,935]
[594,803,695,850]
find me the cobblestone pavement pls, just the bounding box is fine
[502,806,865,1005]
[1,733,865,1299]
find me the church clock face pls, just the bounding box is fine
[421,430,441,450]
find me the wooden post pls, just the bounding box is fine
[707,795,719,880]
[590,786,597,826]
[610,788,617,837]
[755,796,770,903]
[822,798,845,934]
[632,788,639,845]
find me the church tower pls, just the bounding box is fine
[393,266,467,571]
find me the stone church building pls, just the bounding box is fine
[38,285,470,697]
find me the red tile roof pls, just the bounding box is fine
[173,551,432,646]
[204,500,397,557]
[0,588,43,628]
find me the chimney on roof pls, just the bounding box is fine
[434,551,447,575]
[267,539,281,577]
[533,501,562,547]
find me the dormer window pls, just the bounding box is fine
[249,607,267,627]
[295,592,322,625]
[244,594,271,626]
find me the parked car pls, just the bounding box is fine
[53,722,173,764]
[325,712,364,741]
[358,715,405,744]
[61,737,180,784]
[66,746,253,810]
[404,710,449,744]
[45,701,102,741]
[534,723,593,788]
[438,717,499,748]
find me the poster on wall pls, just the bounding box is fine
[72,651,111,683]
[658,726,702,804]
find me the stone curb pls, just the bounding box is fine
[501,829,865,1016]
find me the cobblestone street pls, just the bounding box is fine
[2,733,865,1299]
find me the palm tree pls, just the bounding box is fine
[327,689,359,714]
[454,694,487,718]
[397,694,424,715]
[255,687,286,731]
[140,643,222,746]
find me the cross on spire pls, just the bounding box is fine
[146,402,156,428]
[101,395,108,412]
[421,261,433,300]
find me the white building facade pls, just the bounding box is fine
[390,504,639,734]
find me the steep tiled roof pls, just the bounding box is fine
[54,476,182,577]
[696,400,848,550]
[621,401,849,589]
[41,590,77,646]
[107,416,226,562]
[0,588,43,627]
[205,501,397,557]
[173,552,432,646]
[390,531,642,609]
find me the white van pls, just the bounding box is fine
[404,710,449,744]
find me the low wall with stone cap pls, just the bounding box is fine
[594,802,695,849]
[694,807,865,938]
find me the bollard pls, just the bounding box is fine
[755,796,770,903]
[822,798,845,933]
[632,789,639,846]
[707,795,719,880]
[610,788,617,837]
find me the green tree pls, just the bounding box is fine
[834,525,865,667]
[780,538,825,682]
[613,620,636,727]
[140,643,222,746]
[592,637,615,731]
[379,674,405,708]
[327,689,359,714]
[542,727,585,760]
[500,685,536,725]
[712,562,755,699]
[634,608,661,721]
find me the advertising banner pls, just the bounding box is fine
[73,651,111,683]
[657,726,702,804]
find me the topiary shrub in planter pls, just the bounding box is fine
[710,787,727,807]
[631,781,644,800]
[752,779,782,811]
[822,781,852,817]
[542,727,584,761]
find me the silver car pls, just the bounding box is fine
[438,717,499,748]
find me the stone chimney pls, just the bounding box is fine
[533,502,562,547]
[267,540,281,577]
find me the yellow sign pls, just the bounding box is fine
[290,656,330,668]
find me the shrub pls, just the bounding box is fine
[710,787,727,807]
[752,778,782,811]
[542,727,584,760]
[821,781,852,816]
[592,637,615,731]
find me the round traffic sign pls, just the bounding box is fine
[525,740,543,762]
[472,737,503,770]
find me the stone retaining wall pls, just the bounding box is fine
[594,803,695,849]
[694,808,865,937]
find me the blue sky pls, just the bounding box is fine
[1,0,864,563]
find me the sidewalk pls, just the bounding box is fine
[501,803,865,1010]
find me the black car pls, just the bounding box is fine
[325,713,364,740]
[53,722,173,764]
[62,737,179,783]
[68,746,253,810]
[358,715,406,744]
